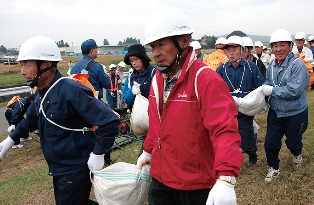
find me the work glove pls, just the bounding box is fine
[0,136,15,159]
[87,152,105,171]
[261,85,274,96]
[206,180,236,205]
[136,151,151,169]
[232,96,239,106]
[7,125,15,132]
[132,82,141,95]
[110,91,115,97]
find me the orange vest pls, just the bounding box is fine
[203,49,228,71]
[108,73,119,91]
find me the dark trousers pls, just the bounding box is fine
[53,168,98,205]
[149,177,211,205]
[106,90,117,109]
[238,112,256,155]
[264,108,308,170]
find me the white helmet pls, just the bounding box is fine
[270,29,292,45]
[295,31,306,40]
[242,36,254,47]
[109,64,116,70]
[144,7,194,45]
[190,41,201,50]
[225,35,244,47]
[118,61,126,67]
[215,37,227,45]
[308,35,314,42]
[254,41,263,47]
[17,36,62,62]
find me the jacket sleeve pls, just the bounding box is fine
[251,62,265,87]
[197,70,243,177]
[10,101,23,125]
[122,76,135,106]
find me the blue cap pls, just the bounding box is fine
[81,39,99,51]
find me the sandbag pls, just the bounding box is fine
[236,86,267,116]
[93,162,151,205]
[130,94,149,136]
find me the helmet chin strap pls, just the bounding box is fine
[27,61,54,88]
[156,36,188,73]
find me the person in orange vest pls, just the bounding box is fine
[203,37,228,71]
[106,64,122,109]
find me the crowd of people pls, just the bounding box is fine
[0,6,313,205]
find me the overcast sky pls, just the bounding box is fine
[0,0,312,48]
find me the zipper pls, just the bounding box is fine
[158,138,162,149]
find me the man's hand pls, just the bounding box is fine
[87,153,105,171]
[206,180,236,205]
[118,90,122,95]
[132,82,141,95]
[261,85,274,96]
[110,92,115,97]
[7,125,15,133]
[136,151,151,169]
[0,136,15,159]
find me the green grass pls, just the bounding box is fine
[0,72,26,86]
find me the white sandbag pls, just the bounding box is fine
[236,86,267,116]
[93,162,151,205]
[130,94,149,136]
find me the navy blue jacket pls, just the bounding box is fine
[216,59,265,98]
[8,97,31,125]
[123,64,155,106]
[10,70,120,176]
[70,55,110,98]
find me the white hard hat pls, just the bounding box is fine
[242,36,254,47]
[215,37,227,45]
[225,35,244,48]
[295,31,306,40]
[190,41,201,50]
[308,35,314,42]
[144,7,194,45]
[254,41,263,47]
[118,61,126,67]
[109,64,116,70]
[270,29,292,45]
[17,36,62,62]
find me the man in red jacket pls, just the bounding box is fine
[136,7,244,205]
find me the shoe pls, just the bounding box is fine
[12,144,24,149]
[265,167,280,182]
[292,154,303,166]
[249,153,258,164]
[20,137,32,142]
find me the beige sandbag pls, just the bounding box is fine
[93,162,151,205]
[130,94,149,136]
[236,86,267,116]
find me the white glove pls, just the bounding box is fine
[118,90,122,95]
[87,152,105,171]
[136,151,151,169]
[262,85,274,96]
[7,125,16,132]
[110,91,115,97]
[232,96,239,106]
[0,136,15,159]
[132,82,141,95]
[206,180,236,205]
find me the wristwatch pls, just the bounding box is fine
[218,176,236,185]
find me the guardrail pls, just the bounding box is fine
[0,86,31,103]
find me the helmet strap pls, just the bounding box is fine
[156,36,187,73]
[27,61,55,88]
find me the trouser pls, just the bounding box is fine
[149,177,211,205]
[238,112,256,155]
[264,108,308,170]
[106,90,117,109]
[53,168,98,205]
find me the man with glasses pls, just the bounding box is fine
[71,39,110,100]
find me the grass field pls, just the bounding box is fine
[0,53,313,204]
